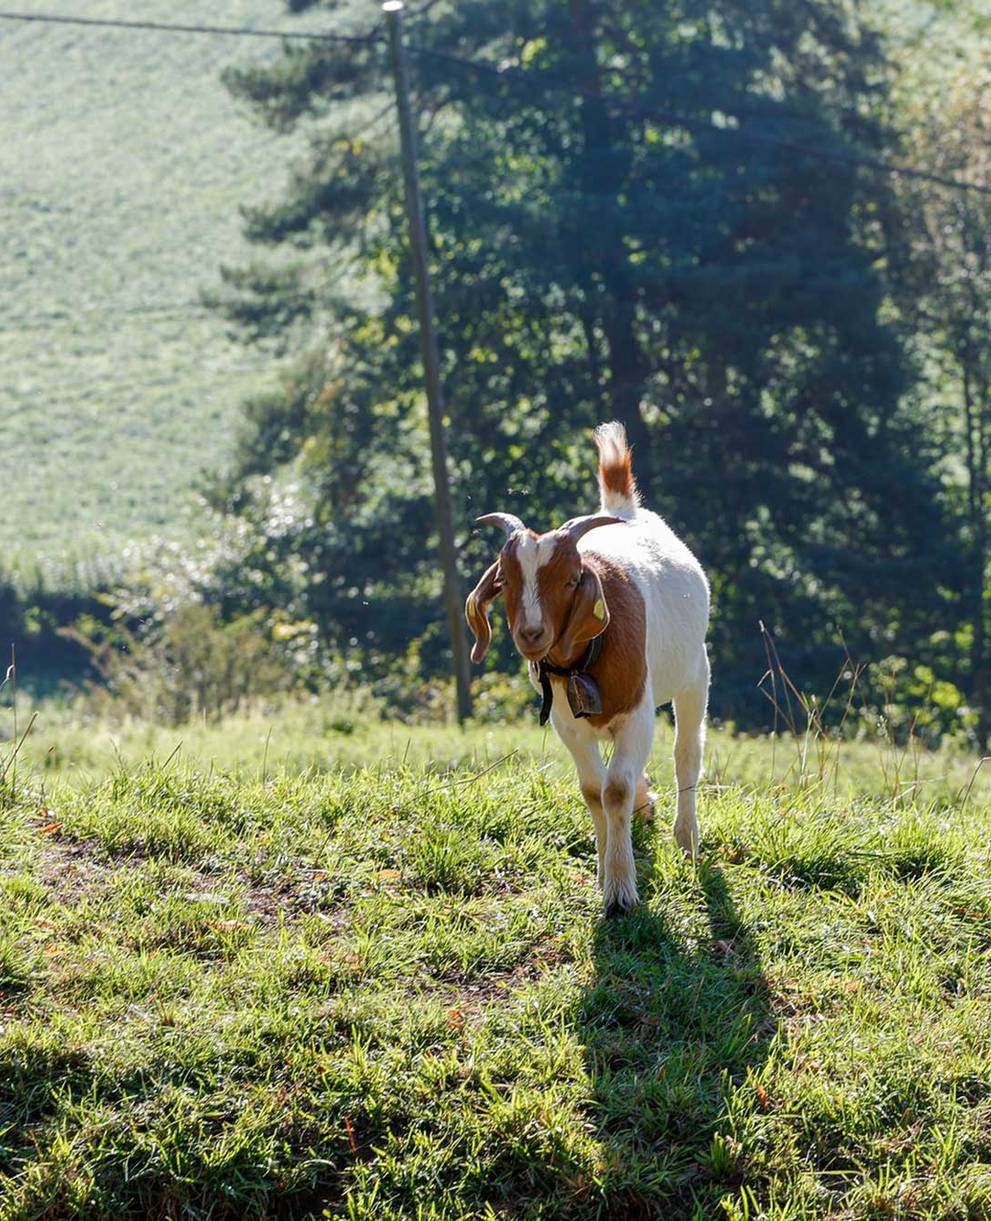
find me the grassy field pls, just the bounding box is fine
[2,700,991,1218]
[0,0,371,578]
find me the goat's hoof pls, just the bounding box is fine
[674,823,700,861]
[603,897,637,919]
[602,877,639,918]
[634,780,657,821]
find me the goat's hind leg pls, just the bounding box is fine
[672,658,709,859]
[634,773,657,821]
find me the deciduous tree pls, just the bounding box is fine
[889,68,991,749]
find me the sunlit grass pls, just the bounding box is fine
[15,691,989,806]
[0,704,990,1216]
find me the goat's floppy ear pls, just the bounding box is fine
[557,566,610,661]
[465,561,503,663]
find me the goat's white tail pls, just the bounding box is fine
[593,421,641,517]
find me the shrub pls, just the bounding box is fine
[68,604,294,725]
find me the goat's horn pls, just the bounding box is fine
[560,513,623,540]
[476,512,526,536]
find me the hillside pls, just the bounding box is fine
[0,0,369,579]
[1,0,981,584]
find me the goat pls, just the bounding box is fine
[465,421,710,915]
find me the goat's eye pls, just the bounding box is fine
[567,574,580,588]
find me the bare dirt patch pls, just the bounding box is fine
[27,824,352,936]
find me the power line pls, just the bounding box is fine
[337,100,395,145]
[0,302,211,324]
[406,42,991,199]
[0,8,987,197]
[0,9,381,45]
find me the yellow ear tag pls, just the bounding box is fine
[593,598,606,621]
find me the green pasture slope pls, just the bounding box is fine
[1,0,973,586]
[0,0,367,578]
[2,709,991,1217]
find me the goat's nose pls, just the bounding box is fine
[519,624,543,646]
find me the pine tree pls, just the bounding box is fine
[211,0,960,719]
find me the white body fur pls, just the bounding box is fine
[577,511,709,709]
[535,422,711,912]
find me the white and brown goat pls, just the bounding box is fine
[466,422,710,915]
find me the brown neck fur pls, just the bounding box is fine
[546,553,647,728]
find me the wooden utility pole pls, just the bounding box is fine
[383,0,472,723]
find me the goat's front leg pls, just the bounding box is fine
[553,710,607,884]
[602,695,655,916]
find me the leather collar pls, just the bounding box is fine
[536,634,604,726]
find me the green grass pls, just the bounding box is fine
[13,691,988,801]
[1,706,991,1217]
[0,0,372,577]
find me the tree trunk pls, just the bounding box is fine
[599,294,653,478]
[974,583,989,754]
[963,361,989,752]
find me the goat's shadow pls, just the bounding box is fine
[575,836,773,1219]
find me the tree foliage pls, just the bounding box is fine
[211,0,966,724]
[889,67,991,749]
